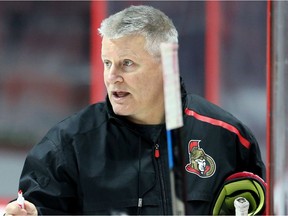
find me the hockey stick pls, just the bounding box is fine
[160,42,186,215]
[234,197,250,216]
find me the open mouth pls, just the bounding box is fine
[112,91,130,98]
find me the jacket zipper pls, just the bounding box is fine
[154,143,168,214]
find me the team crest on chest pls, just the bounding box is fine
[185,140,216,178]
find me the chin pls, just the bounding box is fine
[112,106,130,116]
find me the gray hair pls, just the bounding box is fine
[98,5,178,57]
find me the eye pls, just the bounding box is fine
[123,59,133,67]
[103,60,112,69]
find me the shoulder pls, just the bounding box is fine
[25,102,109,171]
[183,94,255,148]
[184,94,237,122]
[45,101,108,143]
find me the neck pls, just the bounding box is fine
[127,113,165,125]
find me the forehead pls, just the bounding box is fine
[101,35,148,57]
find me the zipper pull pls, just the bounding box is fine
[154,143,160,158]
[138,198,143,207]
[137,197,143,215]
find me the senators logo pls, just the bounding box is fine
[185,140,216,178]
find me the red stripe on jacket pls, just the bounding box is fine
[185,108,251,149]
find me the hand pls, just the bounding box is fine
[4,200,38,216]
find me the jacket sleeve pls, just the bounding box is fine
[248,134,266,180]
[236,124,266,180]
[19,136,80,215]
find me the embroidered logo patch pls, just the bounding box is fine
[185,140,216,178]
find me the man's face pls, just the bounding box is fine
[101,35,165,124]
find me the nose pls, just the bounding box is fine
[106,65,123,84]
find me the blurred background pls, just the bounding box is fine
[0,0,268,212]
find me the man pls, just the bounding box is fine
[5,5,265,215]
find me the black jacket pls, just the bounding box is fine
[19,84,265,215]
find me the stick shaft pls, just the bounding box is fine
[161,42,186,215]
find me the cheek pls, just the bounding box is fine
[103,73,109,87]
[149,72,163,89]
[143,65,163,85]
[142,76,163,97]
